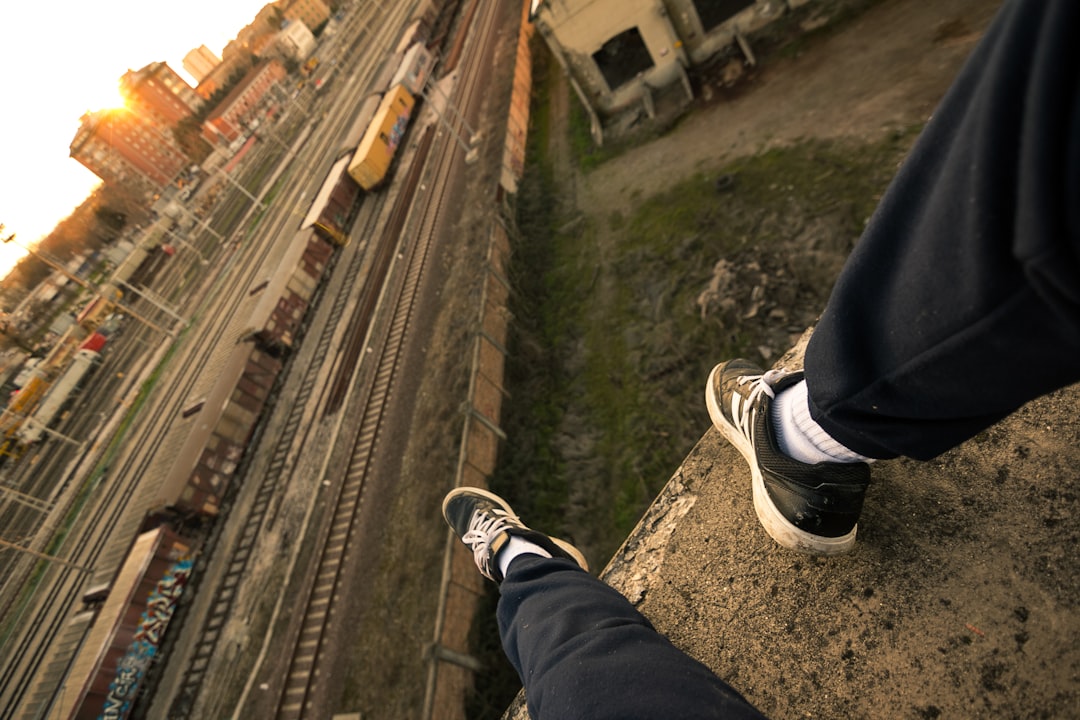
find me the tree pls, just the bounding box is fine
[173,116,214,164]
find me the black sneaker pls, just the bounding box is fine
[705,359,870,555]
[442,487,588,582]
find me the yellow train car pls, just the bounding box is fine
[348,84,416,191]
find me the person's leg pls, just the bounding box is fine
[442,488,765,720]
[497,556,765,720]
[707,0,1080,555]
[806,0,1080,460]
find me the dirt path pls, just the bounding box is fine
[579,0,1001,220]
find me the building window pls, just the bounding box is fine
[592,28,654,92]
[694,0,756,33]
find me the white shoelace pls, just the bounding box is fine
[731,369,785,437]
[462,508,519,576]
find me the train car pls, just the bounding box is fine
[302,154,361,246]
[391,42,435,96]
[339,93,384,155]
[0,370,48,442]
[111,242,153,287]
[0,325,91,444]
[348,84,416,191]
[17,333,106,445]
[54,526,196,720]
[153,337,283,519]
[247,229,336,352]
[76,289,121,332]
[395,18,427,54]
[368,50,403,100]
[412,0,440,33]
[153,230,335,520]
[124,245,172,293]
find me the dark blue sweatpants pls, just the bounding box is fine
[498,556,767,720]
[807,0,1080,460]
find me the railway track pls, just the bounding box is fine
[3,0,483,714]
[268,0,507,716]
[0,217,276,714]
[165,187,389,717]
[0,164,300,718]
[0,9,389,707]
[138,4,421,717]
[273,124,434,719]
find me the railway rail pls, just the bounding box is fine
[268,0,505,716]
[0,5,392,711]
[166,186,389,717]
[140,3,420,717]
[2,0,492,716]
[273,124,434,719]
[0,154,309,717]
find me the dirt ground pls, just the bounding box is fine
[578,0,1001,220]
[503,0,1008,567]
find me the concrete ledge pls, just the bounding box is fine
[504,342,1080,718]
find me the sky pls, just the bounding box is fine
[0,0,272,282]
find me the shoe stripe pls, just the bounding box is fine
[731,391,755,441]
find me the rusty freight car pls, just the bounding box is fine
[57,526,196,720]
[302,154,362,246]
[150,230,335,520]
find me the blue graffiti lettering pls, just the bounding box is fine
[97,556,192,719]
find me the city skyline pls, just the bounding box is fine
[0,0,273,282]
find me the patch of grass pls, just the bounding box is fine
[568,91,648,173]
[496,129,921,555]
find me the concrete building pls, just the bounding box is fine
[530,0,797,138]
[277,19,318,62]
[183,45,221,84]
[281,0,331,35]
[70,109,189,200]
[202,59,288,145]
[119,62,204,127]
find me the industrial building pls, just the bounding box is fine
[530,0,807,139]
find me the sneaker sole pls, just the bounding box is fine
[442,486,589,571]
[705,365,857,556]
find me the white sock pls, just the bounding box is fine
[770,379,875,464]
[497,535,551,578]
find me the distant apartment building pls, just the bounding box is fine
[183,45,221,84]
[281,0,331,35]
[203,59,288,145]
[192,9,274,100]
[238,5,286,56]
[119,62,204,126]
[70,109,188,200]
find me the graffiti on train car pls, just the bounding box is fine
[387,112,411,154]
[98,556,193,720]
